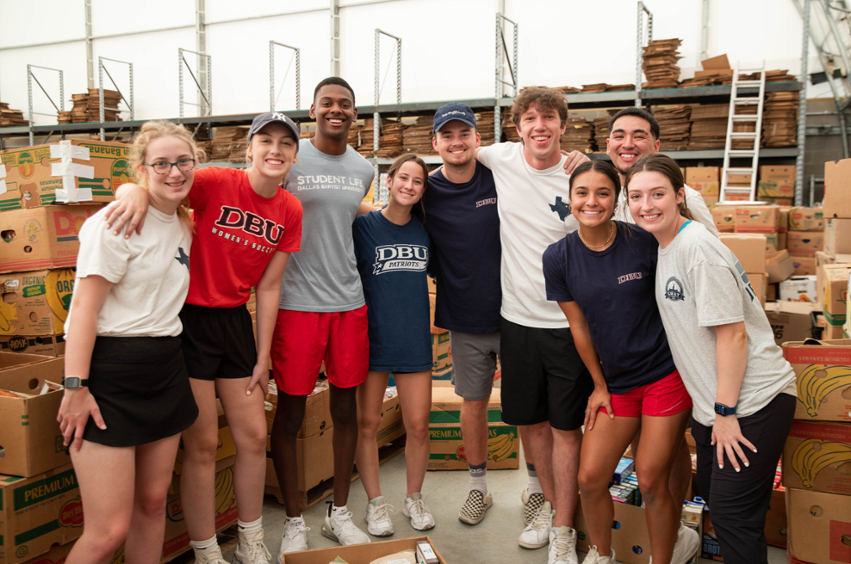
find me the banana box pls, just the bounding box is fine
[711,205,736,233]
[0,139,127,211]
[786,488,851,564]
[733,204,780,233]
[17,540,75,564]
[0,270,74,336]
[427,387,518,471]
[783,340,851,422]
[0,205,102,275]
[431,331,451,371]
[783,420,851,495]
[823,265,851,327]
[788,207,824,232]
[0,465,82,564]
[787,231,825,255]
[0,335,65,357]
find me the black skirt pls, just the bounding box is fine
[83,336,199,447]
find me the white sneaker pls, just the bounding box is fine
[232,529,272,564]
[194,547,227,564]
[364,496,395,537]
[403,493,435,531]
[321,504,371,545]
[548,526,578,564]
[582,545,615,564]
[278,517,309,556]
[670,524,700,564]
[519,500,553,549]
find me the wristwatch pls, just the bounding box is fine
[62,376,89,390]
[714,402,737,416]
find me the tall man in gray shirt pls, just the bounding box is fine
[270,77,376,556]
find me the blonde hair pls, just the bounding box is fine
[130,121,205,229]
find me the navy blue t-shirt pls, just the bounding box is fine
[542,222,676,394]
[421,162,501,334]
[353,210,432,372]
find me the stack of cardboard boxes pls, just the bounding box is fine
[686,166,719,207]
[787,207,823,276]
[757,165,796,205]
[822,159,851,340]
[781,339,851,564]
[719,232,768,306]
[428,278,454,384]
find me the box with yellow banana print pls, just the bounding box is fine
[783,340,851,422]
[782,420,851,495]
[0,269,74,336]
[427,387,518,471]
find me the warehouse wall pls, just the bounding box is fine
[0,0,834,124]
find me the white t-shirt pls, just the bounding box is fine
[69,205,193,337]
[477,143,579,328]
[655,221,796,426]
[616,183,718,237]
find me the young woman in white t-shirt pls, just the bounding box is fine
[59,121,201,564]
[626,154,796,564]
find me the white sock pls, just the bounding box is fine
[189,535,219,557]
[331,504,348,519]
[285,515,305,527]
[469,461,488,494]
[238,516,263,540]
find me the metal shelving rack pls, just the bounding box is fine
[26,65,64,145]
[270,41,300,112]
[98,56,134,141]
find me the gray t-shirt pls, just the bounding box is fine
[279,139,375,312]
[655,221,796,427]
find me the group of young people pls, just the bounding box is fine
[56,77,795,564]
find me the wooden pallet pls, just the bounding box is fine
[264,436,407,510]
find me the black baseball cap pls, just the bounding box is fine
[433,103,477,132]
[247,112,301,149]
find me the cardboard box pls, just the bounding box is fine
[764,488,788,548]
[767,282,778,302]
[711,205,736,232]
[764,301,814,346]
[750,273,767,307]
[0,205,102,274]
[766,250,794,283]
[783,420,851,495]
[18,540,75,564]
[0,270,74,336]
[780,275,818,303]
[817,252,837,305]
[0,139,127,211]
[686,167,719,184]
[824,159,851,219]
[791,255,816,276]
[0,465,82,564]
[786,488,851,564]
[822,265,851,326]
[279,536,447,564]
[783,339,851,422]
[826,218,851,257]
[428,387,518,470]
[690,181,719,197]
[788,207,823,231]
[787,231,824,255]
[719,233,767,273]
[574,501,650,564]
[824,323,846,339]
[758,181,795,199]
[0,354,68,477]
[432,331,451,371]
[0,335,65,356]
[765,231,781,252]
[173,426,237,475]
[427,292,444,334]
[265,428,335,493]
[265,382,331,438]
[376,393,405,448]
[733,205,780,233]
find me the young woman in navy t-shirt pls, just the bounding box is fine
[352,154,436,536]
[542,161,696,564]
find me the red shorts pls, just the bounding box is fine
[600,370,693,417]
[271,306,369,396]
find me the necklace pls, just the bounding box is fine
[577,221,615,249]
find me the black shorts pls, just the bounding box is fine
[180,303,257,380]
[84,336,198,447]
[499,318,593,431]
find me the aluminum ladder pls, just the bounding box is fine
[719,65,766,202]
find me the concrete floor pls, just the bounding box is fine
[216,446,787,564]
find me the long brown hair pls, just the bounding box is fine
[624,154,695,221]
[130,120,205,230]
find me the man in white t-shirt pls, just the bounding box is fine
[607,106,717,235]
[475,87,591,564]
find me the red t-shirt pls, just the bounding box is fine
[186,167,303,308]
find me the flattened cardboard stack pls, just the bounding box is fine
[476,110,496,146]
[606,84,635,92]
[592,114,614,152]
[402,116,438,156]
[679,54,733,88]
[356,119,378,156]
[555,85,582,94]
[581,83,609,93]
[741,69,797,83]
[375,120,406,158]
[227,128,250,162]
[501,108,521,143]
[641,38,682,89]
[208,126,248,162]
[0,103,28,126]
[652,105,691,150]
[687,104,728,149]
[58,89,122,124]
[560,117,594,153]
[762,91,799,147]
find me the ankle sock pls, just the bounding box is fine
[189,535,218,556]
[526,462,543,495]
[285,515,305,526]
[469,461,488,494]
[238,516,262,540]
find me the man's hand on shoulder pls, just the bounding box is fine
[561,150,591,175]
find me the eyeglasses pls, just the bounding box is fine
[143,159,196,174]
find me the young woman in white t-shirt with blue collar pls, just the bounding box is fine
[58,121,201,564]
[626,154,796,564]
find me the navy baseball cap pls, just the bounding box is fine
[247,112,301,150]
[433,103,477,132]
